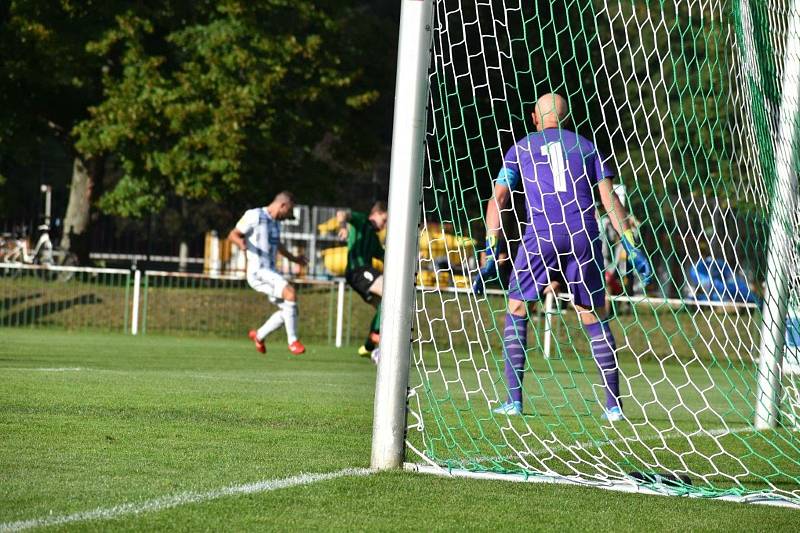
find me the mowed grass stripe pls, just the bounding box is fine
[2,329,799,531]
[0,330,376,523]
[0,468,373,532]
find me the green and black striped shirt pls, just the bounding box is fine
[346,211,384,272]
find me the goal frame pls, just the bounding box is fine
[370,0,434,470]
[372,0,800,507]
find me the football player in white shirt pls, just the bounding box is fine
[228,191,308,355]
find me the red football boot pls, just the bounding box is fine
[288,340,306,355]
[248,330,266,354]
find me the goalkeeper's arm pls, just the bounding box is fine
[483,183,510,255]
[473,183,511,293]
[597,178,653,284]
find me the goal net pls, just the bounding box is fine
[405,0,800,506]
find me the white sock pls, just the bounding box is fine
[281,300,298,344]
[257,310,284,341]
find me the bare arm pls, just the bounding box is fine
[228,228,247,251]
[598,177,653,283]
[335,210,350,225]
[485,184,511,243]
[477,184,511,268]
[597,178,631,237]
[278,243,308,266]
[336,210,351,240]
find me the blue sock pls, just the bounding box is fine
[584,321,621,409]
[503,313,527,404]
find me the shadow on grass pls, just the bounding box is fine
[0,294,103,325]
[0,293,43,310]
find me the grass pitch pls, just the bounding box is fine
[1,329,798,531]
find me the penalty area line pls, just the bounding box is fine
[3,367,84,372]
[0,467,373,532]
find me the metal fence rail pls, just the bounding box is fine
[0,263,760,361]
[0,263,131,332]
[0,263,374,347]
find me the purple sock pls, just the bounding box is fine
[503,313,528,404]
[585,321,621,409]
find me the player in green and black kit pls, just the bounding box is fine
[336,201,388,363]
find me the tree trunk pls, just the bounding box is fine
[61,156,97,263]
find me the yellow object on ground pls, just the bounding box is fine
[320,246,383,276]
[317,216,341,235]
[416,270,436,287]
[318,216,472,278]
[320,247,348,276]
[419,225,476,266]
[452,274,470,288]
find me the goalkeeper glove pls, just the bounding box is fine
[621,229,653,286]
[472,235,500,295]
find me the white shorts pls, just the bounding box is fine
[247,269,288,303]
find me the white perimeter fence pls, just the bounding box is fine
[1,263,773,361]
[0,263,364,346]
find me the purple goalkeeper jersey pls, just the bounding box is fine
[497,128,614,236]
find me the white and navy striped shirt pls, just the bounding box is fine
[235,207,281,273]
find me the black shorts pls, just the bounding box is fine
[346,266,382,303]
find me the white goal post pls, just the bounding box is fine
[753,0,800,430]
[371,0,434,470]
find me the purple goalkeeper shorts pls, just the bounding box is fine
[507,231,605,309]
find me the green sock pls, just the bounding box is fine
[370,307,381,333]
[364,307,381,351]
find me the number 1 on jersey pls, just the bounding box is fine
[541,142,567,192]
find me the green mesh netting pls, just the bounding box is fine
[407,0,800,506]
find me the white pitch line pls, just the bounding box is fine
[3,367,84,372]
[0,467,373,532]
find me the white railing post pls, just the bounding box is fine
[335,279,345,348]
[371,0,433,470]
[309,207,319,277]
[209,231,221,278]
[754,0,800,429]
[131,268,141,335]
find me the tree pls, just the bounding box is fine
[0,0,135,260]
[1,1,399,262]
[75,1,398,219]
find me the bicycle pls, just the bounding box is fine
[0,224,79,281]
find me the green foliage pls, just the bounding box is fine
[0,0,135,218]
[75,1,393,217]
[1,1,397,224]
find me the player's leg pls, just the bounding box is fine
[493,237,552,415]
[365,304,382,364]
[255,309,284,345]
[347,267,383,359]
[575,305,622,420]
[367,274,383,298]
[247,272,284,353]
[250,269,304,354]
[495,297,530,415]
[361,303,381,352]
[280,282,305,354]
[568,236,623,420]
[363,275,384,361]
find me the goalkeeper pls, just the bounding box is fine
[336,201,388,363]
[475,93,652,421]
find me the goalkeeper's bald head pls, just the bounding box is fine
[533,93,568,131]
